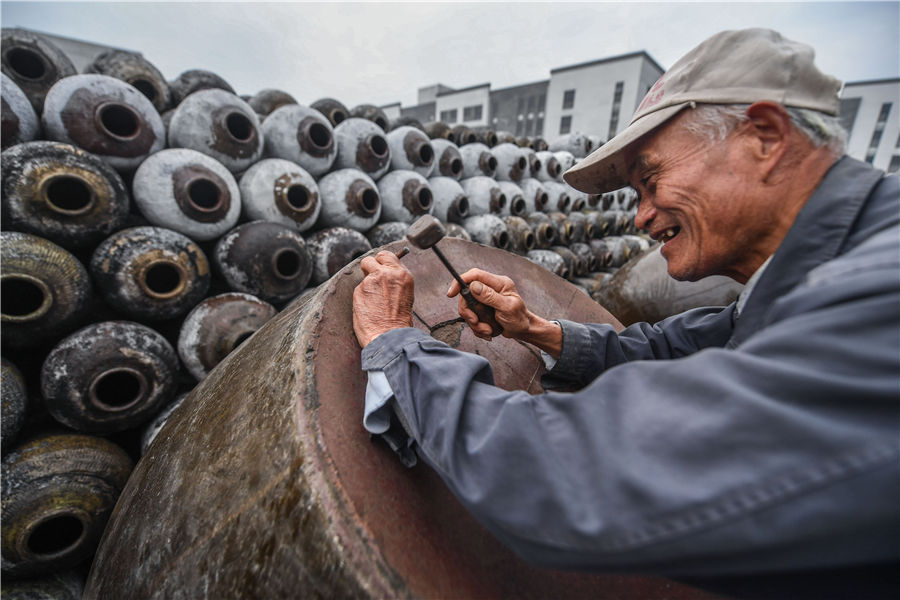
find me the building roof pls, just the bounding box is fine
[843,77,900,87]
[436,82,491,97]
[23,27,137,54]
[490,79,549,94]
[550,50,664,75]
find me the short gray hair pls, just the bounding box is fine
[681,103,847,156]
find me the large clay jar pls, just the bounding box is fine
[332,118,391,180]
[0,232,91,348]
[167,88,263,173]
[427,176,469,224]
[1,28,76,114]
[385,126,434,177]
[316,168,381,232]
[376,170,433,223]
[41,321,179,434]
[428,138,463,180]
[81,239,712,600]
[85,49,172,113]
[41,74,165,172]
[310,97,349,128]
[177,293,277,382]
[132,148,241,241]
[239,158,320,232]
[2,432,132,578]
[213,221,313,305]
[261,104,336,178]
[167,69,235,107]
[595,246,744,326]
[2,141,130,249]
[90,226,210,322]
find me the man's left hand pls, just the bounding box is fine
[353,250,415,348]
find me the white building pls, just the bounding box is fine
[840,79,900,173]
[435,83,490,128]
[544,51,664,142]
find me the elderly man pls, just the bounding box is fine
[352,28,899,577]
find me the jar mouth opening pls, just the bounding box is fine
[128,77,158,102]
[89,366,149,412]
[0,273,53,322]
[225,111,254,142]
[95,102,142,141]
[360,188,379,213]
[5,47,48,81]
[186,177,225,213]
[272,247,303,280]
[416,188,433,211]
[39,174,97,216]
[285,184,313,211]
[368,134,388,157]
[22,510,89,560]
[138,259,188,300]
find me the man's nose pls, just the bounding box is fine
[634,198,656,230]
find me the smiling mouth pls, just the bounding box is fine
[659,227,680,243]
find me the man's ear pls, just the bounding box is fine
[743,102,792,179]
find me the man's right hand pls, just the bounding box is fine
[447,269,563,358]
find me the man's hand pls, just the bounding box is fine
[447,269,562,358]
[353,251,414,348]
[447,269,530,340]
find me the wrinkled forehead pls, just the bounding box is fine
[623,110,702,181]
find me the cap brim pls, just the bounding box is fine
[563,103,690,194]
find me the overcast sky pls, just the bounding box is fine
[3,1,898,110]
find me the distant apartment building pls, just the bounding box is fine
[389,55,898,174]
[393,51,664,143]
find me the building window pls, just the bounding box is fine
[559,115,572,135]
[440,109,457,124]
[537,94,546,110]
[888,155,900,173]
[535,117,544,136]
[515,120,524,136]
[839,97,862,136]
[562,89,575,110]
[463,104,483,122]
[865,102,892,163]
[608,81,624,137]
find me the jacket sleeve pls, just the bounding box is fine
[359,229,900,576]
[543,304,736,389]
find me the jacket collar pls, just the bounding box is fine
[727,156,885,348]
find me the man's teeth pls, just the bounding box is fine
[661,228,677,242]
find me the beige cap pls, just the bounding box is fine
[563,28,843,194]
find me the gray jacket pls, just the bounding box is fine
[360,157,900,576]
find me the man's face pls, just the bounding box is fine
[626,112,771,283]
